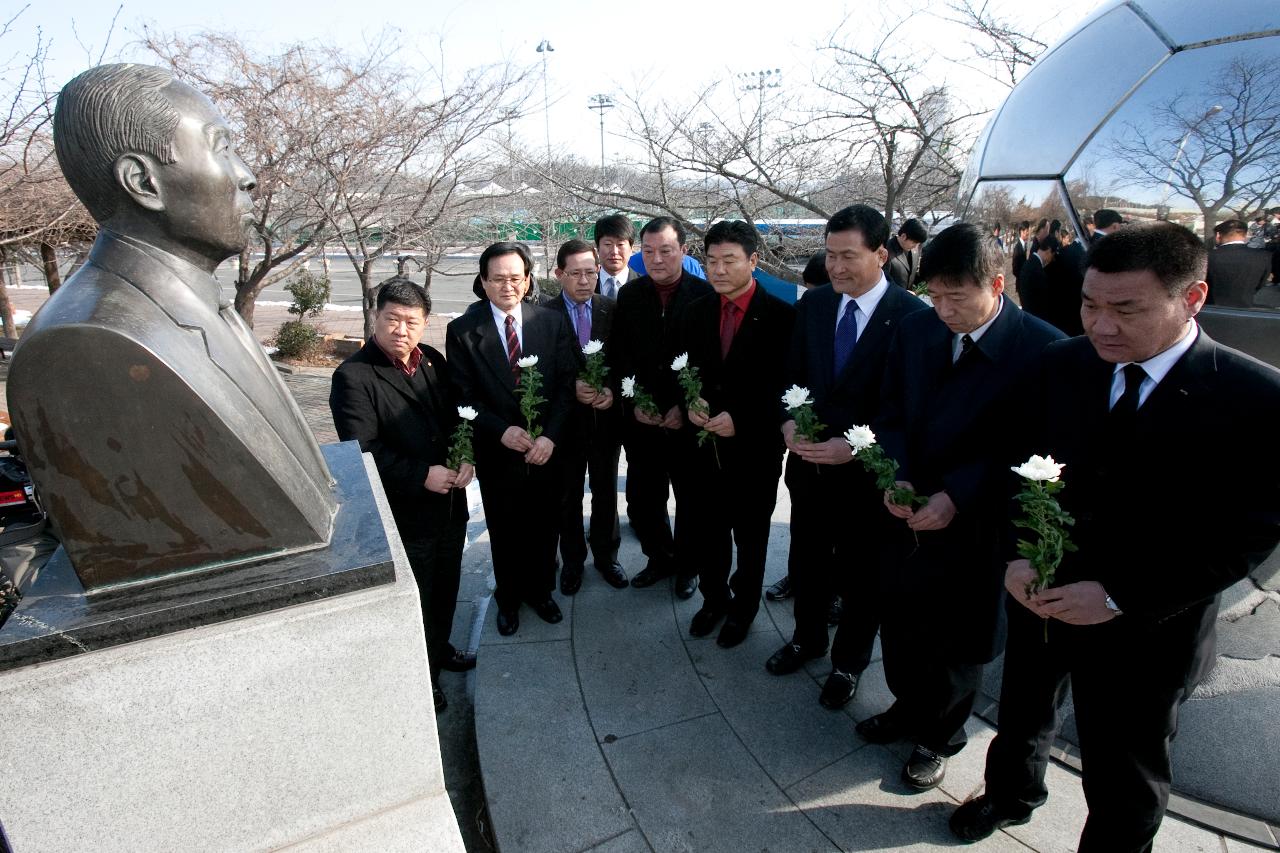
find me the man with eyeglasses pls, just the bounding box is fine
[609,217,713,599]
[446,241,578,637]
[543,239,629,594]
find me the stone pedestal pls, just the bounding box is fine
[0,445,463,852]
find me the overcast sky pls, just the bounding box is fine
[17,0,1102,166]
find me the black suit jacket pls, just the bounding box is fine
[609,271,715,413]
[1011,238,1028,281]
[1207,243,1272,307]
[785,282,929,439]
[1025,331,1280,676]
[678,284,796,464]
[445,302,577,470]
[884,235,917,290]
[329,340,456,509]
[876,300,1065,661]
[1044,242,1085,336]
[540,292,621,438]
[1016,253,1051,322]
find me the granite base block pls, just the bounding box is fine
[0,449,464,852]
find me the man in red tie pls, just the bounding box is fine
[676,220,795,646]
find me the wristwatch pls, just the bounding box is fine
[1104,594,1123,616]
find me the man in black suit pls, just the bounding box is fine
[1010,221,1031,282]
[609,217,714,599]
[677,220,796,647]
[1090,208,1124,245]
[884,218,928,290]
[446,242,577,637]
[1045,228,1086,336]
[593,213,635,299]
[330,279,476,712]
[866,224,1064,790]
[1206,219,1272,307]
[1014,238,1055,325]
[543,239,628,594]
[764,204,929,712]
[950,223,1280,851]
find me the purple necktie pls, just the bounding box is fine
[575,302,591,348]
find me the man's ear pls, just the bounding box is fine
[113,153,165,212]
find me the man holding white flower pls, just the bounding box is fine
[543,238,628,593]
[868,223,1063,791]
[446,242,578,637]
[677,220,795,647]
[765,204,928,712]
[951,223,1280,851]
[330,278,476,712]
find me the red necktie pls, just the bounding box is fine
[720,301,740,360]
[505,314,521,380]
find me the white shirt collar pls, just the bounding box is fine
[599,267,629,288]
[1109,321,1198,409]
[1218,240,1247,247]
[838,273,891,327]
[490,300,523,337]
[953,296,1004,361]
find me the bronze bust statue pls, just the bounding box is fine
[8,64,336,590]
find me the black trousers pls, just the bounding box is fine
[555,417,622,570]
[982,600,1211,853]
[881,619,983,756]
[390,490,467,686]
[785,457,880,674]
[687,444,782,622]
[621,420,694,574]
[477,456,560,611]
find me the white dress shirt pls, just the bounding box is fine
[836,273,891,341]
[490,301,525,351]
[953,296,1005,362]
[598,267,630,299]
[1108,322,1197,409]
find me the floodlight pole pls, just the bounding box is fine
[588,94,615,173]
[737,68,781,164]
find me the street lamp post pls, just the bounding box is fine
[535,39,554,284]
[737,68,781,164]
[588,94,615,174]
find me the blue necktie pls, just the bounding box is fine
[575,302,591,348]
[833,300,859,376]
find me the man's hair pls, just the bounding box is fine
[1034,217,1049,233]
[802,251,830,286]
[898,218,929,244]
[480,241,533,279]
[54,63,183,223]
[556,238,597,270]
[825,204,890,250]
[1093,208,1124,229]
[703,219,760,256]
[640,215,686,246]
[918,222,1003,288]
[376,277,431,315]
[1087,221,1207,296]
[1214,219,1249,238]
[594,213,635,246]
[1018,220,1031,231]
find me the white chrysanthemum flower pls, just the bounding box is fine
[1011,454,1064,483]
[844,425,876,453]
[457,406,478,421]
[621,376,637,397]
[670,352,689,371]
[781,385,813,409]
[516,355,539,368]
[582,339,604,356]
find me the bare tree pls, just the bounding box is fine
[943,0,1048,89]
[1108,54,1280,243]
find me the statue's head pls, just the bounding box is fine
[54,63,257,263]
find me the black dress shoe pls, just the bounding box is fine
[433,686,448,713]
[496,607,519,636]
[560,565,584,596]
[528,597,563,624]
[855,710,909,744]
[903,745,946,790]
[595,561,629,589]
[630,561,673,588]
[688,606,725,637]
[716,618,750,648]
[818,669,858,710]
[827,595,843,626]
[674,573,699,600]
[440,646,477,672]
[765,575,792,601]
[949,795,1032,842]
[764,642,826,675]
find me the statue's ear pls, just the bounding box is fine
[114,153,165,212]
